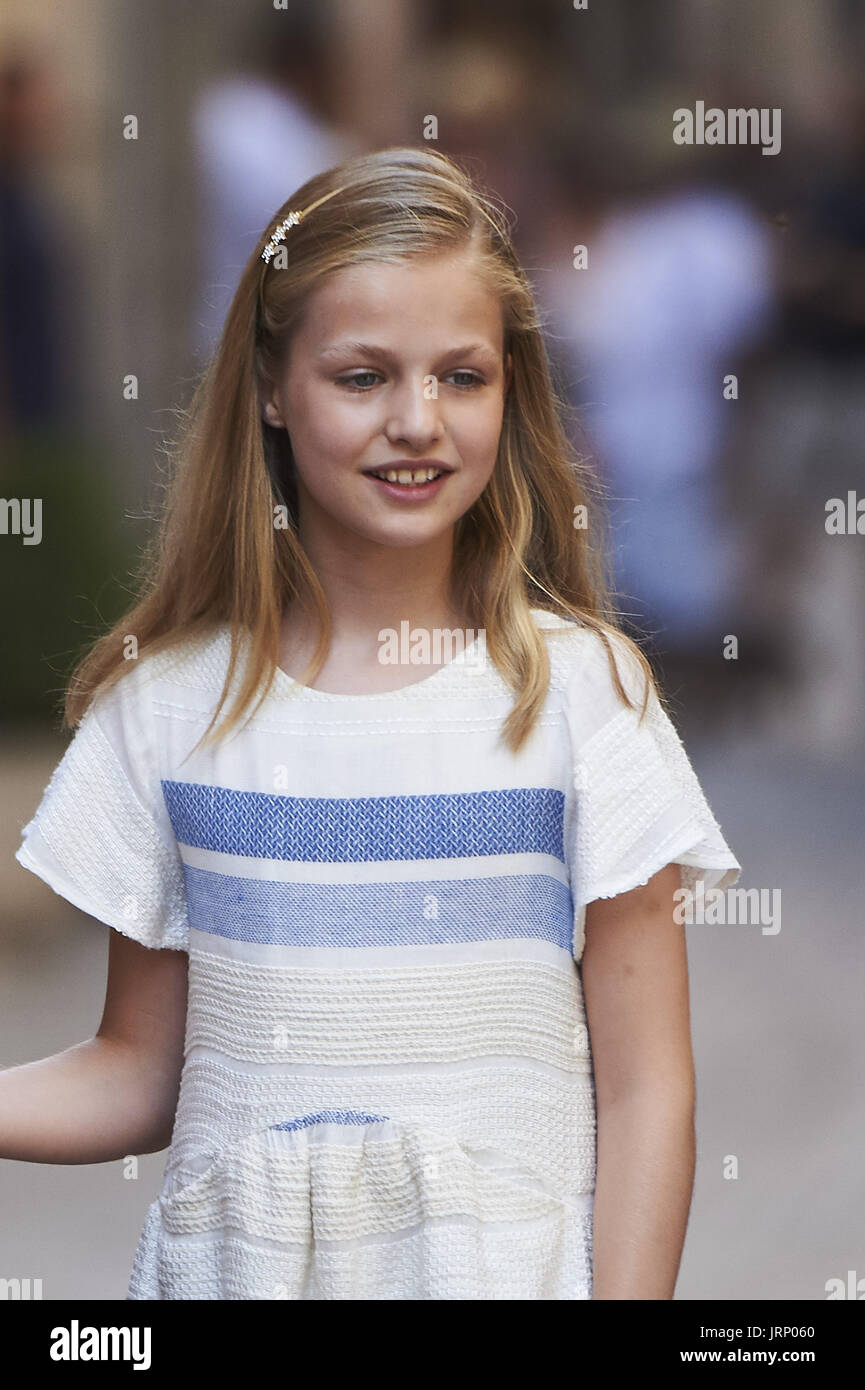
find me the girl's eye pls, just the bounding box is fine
[336,369,486,392]
[338,372,380,391]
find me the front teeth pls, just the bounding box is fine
[373,467,442,484]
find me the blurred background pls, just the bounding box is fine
[1,0,863,1299]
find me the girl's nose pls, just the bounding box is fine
[383,375,444,447]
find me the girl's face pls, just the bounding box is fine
[261,250,512,551]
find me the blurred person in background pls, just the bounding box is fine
[542,101,776,717]
[191,5,358,361]
[0,44,70,436]
[732,81,865,753]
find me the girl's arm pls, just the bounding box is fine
[0,931,188,1163]
[581,862,696,1299]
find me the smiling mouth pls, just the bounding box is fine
[363,466,450,485]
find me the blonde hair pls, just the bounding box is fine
[65,145,654,753]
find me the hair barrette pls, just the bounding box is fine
[260,184,348,264]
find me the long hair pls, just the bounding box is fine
[65,145,654,754]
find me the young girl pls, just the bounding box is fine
[7,146,739,1301]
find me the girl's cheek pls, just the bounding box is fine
[455,410,503,455]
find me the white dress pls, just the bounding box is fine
[15,609,740,1300]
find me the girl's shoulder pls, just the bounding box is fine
[135,624,235,694]
[531,608,649,709]
[89,623,235,719]
[536,609,742,919]
[14,628,227,954]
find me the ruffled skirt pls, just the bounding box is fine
[126,1111,594,1300]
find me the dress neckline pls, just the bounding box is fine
[215,607,571,704]
[269,625,486,702]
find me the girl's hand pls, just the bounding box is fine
[0,931,188,1164]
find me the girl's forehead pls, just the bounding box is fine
[300,254,504,338]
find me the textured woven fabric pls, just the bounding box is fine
[15,609,740,1300]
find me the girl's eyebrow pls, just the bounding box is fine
[318,340,501,365]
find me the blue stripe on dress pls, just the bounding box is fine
[181,864,574,950]
[161,782,565,863]
[269,1110,389,1131]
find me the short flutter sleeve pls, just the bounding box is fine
[15,664,189,952]
[563,629,740,940]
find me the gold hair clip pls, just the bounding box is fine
[260,184,348,264]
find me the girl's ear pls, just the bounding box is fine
[504,352,513,394]
[260,386,285,430]
[258,380,286,428]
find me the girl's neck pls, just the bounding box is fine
[278,596,480,696]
